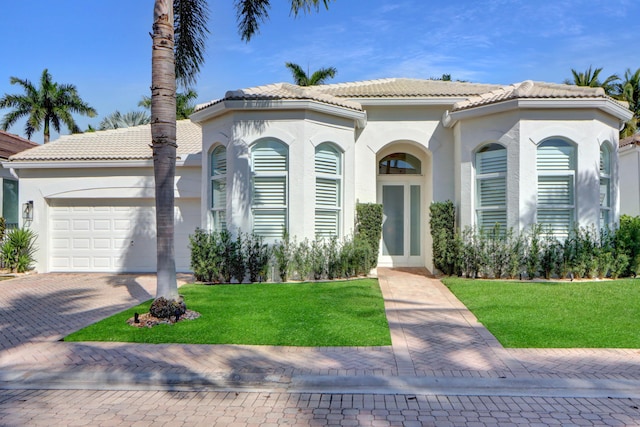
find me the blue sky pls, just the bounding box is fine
[1,0,637,143]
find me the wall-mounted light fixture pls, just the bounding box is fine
[22,201,33,221]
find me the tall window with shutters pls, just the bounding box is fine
[600,144,611,228]
[210,145,227,231]
[475,143,507,231]
[536,139,575,237]
[315,143,342,237]
[251,140,288,239]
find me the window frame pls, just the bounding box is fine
[314,143,343,238]
[250,139,288,240]
[536,138,576,237]
[209,145,227,231]
[599,143,612,229]
[475,143,507,232]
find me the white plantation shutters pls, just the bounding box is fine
[600,144,611,227]
[537,139,575,237]
[210,145,227,230]
[315,144,342,237]
[476,144,507,231]
[251,140,288,239]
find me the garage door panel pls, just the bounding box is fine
[72,238,90,249]
[72,219,90,231]
[93,238,111,249]
[49,199,198,273]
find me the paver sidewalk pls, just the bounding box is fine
[2,270,640,425]
[2,269,640,388]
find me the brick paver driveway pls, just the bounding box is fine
[1,269,640,426]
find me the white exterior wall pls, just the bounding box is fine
[620,145,640,216]
[455,109,621,231]
[200,110,357,242]
[16,164,201,273]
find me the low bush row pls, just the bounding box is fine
[188,230,376,283]
[431,204,640,279]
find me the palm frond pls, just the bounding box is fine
[236,0,271,41]
[174,0,210,88]
[290,0,332,16]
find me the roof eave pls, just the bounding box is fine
[191,98,367,128]
[443,98,634,128]
[4,157,198,169]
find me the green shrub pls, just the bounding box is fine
[1,228,37,273]
[355,203,383,268]
[149,296,186,319]
[429,201,457,275]
[245,233,271,283]
[272,233,291,282]
[616,215,640,276]
[325,236,342,280]
[188,228,223,282]
[230,232,246,283]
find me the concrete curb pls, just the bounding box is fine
[3,369,640,399]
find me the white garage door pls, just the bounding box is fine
[49,199,199,273]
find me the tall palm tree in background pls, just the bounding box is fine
[285,62,337,86]
[0,69,97,143]
[152,0,333,301]
[564,66,619,96]
[99,110,150,130]
[617,68,640,137]
[139,89,197,119]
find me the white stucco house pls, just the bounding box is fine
[5,78,632,274]
[619,134,640,216]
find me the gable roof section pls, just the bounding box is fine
[195,78,504,114]
[452,80,610,111]
[196,82,364,112]
[0,130,38,159]
[317,78,503,98]
[8,120,201,163]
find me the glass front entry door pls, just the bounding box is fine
[378,181,422,266]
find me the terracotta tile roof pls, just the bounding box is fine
[196,82,364,112]
[0,131,38,159]
[620,134,640,148]
[317,78,503,98]
[8,120,201,162]
[452,80,608,111]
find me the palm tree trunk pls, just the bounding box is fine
[152,0,178,300]
[43,117,50,144]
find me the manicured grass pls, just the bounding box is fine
[442,277,640,348]
[65,279,391,346]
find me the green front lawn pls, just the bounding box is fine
[442,277,640,348]
[65,279,391,346]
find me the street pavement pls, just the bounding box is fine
[1,269,639,426]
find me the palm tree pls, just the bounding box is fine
[138,89,197,119]
[564,66,619,96]
[0,69,97,143]
[99,110,150,130]
[151,0,332,301]
[285,62,337,86]
[616,68,640,137]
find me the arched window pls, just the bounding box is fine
[315,143,342,237]
[537,139,576,237]
[475,144,507,231]
[600,144,612,228]
[210,145,226,231]
[251,140,288,239]
[379,153,421,175]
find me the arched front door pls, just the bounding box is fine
[377,152,424,267]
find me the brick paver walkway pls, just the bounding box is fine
[1,269,640,425]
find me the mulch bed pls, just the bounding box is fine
[127,310,201,328]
